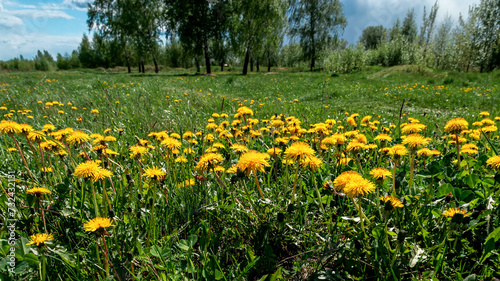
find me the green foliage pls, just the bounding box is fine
[0,69,500,280]
[289,0,347,71]
[359,25,387,50]
[323,44,365,73]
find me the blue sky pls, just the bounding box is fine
[0,0,480,61]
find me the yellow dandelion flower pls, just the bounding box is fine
[275,137,289,145]
[27,130,46,143]
[300,156,323,170]
[237,106,253,116]
[183,131,195,140]
[444,118,468,134]
[369,167,392,181]
[482,125,497,133]
[346,117,357,127]
[175,156,188,163]
[346,140,366,152]
[93,168,113,181]
[339,158,352,165]
[161,137,182,151]
[178,178,195,188]
[481,118,495,126]
[284,142,315,162]
[486,155,500,169]
[460,148,478,155]
[417,148,432,157]
[83,217,115,232]
[402,134,429,150]
[442,208,471,218]
[143,166,166,181]
[380,195,404,210]
[26,187,51,196]
[196,153,224,172]
[333,171,363,192]
[0,120,21,135]
[74,160,102,179]
[374,133,392,142]
[129,145,148,159]
[236,150,271,176]
[27,233,53,247]
[230,143,249,154]
[401,123,426,135]
[67,130,90,145]
[18,123,33,135]
[267,147,282,156]
[389,144,408,157]
[344,177,376,198]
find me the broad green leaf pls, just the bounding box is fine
[464,174,480,188]
[436,183,453,198]
[23,253,40,266]
[215,269,225,280]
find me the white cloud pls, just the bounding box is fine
[0,1,87,60]
[42,0,93,11]
[0,14,24,28]
[0,32,82,60]
[8,10,75,20]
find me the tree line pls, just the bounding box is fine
[1,0,498,73]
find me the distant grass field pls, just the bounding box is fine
[1,66,500,280]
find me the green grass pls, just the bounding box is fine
[0,67,500,280]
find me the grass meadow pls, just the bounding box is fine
[1,66,500,280]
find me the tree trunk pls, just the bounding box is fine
[141,57,145,73]
[267,51,271,72]
[138,59,141,73]
[221,60,224,71]
[204,39,211,74]
[125,54,131,73]
[242,43,251,75]
[250,56,254,72]
[152,53,159,73]
[195,56,201,73]
[256,59,259,72]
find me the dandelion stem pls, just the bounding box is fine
[409,152,415,192]
[392,162,397,196]
[253,172,265,199]
[12,135,34,178]
[312,172,325,213]
[91,182,99,217]
[291,163,300,204]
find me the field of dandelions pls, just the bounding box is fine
[1,67,500,280]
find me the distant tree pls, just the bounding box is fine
[88,0,164,73]
[56,53,70,70]
[289,0,347,71]
[474,0,500,71]
[70,50,81,69]
[231,0,286,74]
[401,8,418,43]
[78,34,94,68]
[432,15,453,69]
[34,50,52,71]
[453,8,482,72]
[420,1,439,60]
[359,25,387,50]
[166,0,229,74]
[389,18,401,41]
